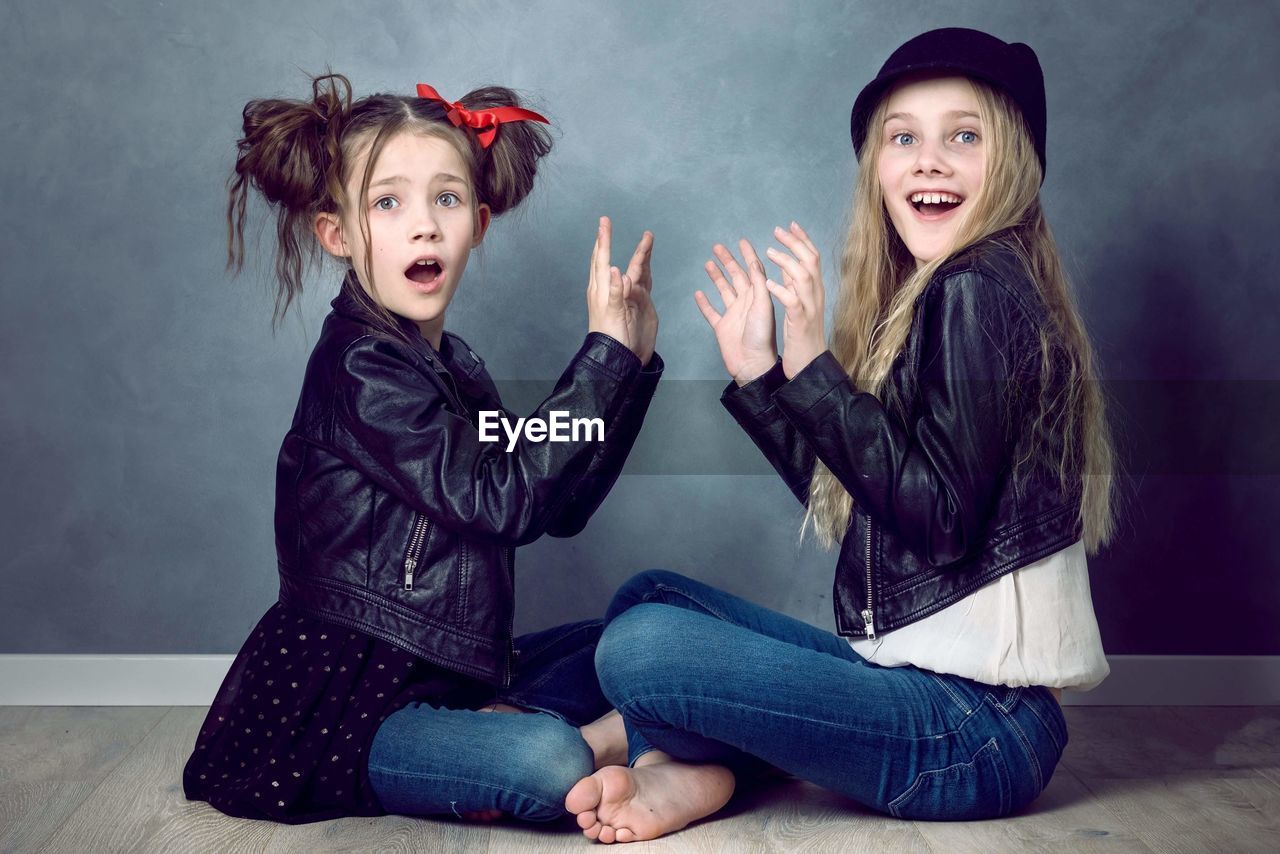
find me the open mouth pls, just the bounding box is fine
[909,191,964,217]
[405,258,444,287]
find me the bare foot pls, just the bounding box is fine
[579,709,628,770]
[565,751,734,843]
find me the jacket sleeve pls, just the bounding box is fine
[545,351,664,537]
[332,331,641,546]
[720,359,817,507]
[769,271,1037,566]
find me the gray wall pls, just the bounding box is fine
[2,0,1277,655]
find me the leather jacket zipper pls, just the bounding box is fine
[861,518,877,641]
[403,513,430,590]
[502,546,514,688]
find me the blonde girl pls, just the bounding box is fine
[567,28,1113,842]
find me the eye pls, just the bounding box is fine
[954,130,979,144]
[373,196,398,211]
[891,132,915,146]
[437,192,462,208]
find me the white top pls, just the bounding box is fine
[849,539,1109,691]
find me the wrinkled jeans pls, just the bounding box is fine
[597,570,1067,820]
[368,619,608,822]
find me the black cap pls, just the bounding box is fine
[849,28,1046,175]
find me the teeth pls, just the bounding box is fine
[910,192,962,205]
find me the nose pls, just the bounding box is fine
[911,137,952,177]
[410,205,441,242]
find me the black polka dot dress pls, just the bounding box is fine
[182,602,489,823]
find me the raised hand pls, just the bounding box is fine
[586,216,636,352]
[623,230,658,366]
[694,239,778,386]
[763,222,827,378]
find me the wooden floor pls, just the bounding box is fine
[2,706,1278,853]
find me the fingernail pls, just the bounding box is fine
[791,221,799,228]
[773,226,784,234]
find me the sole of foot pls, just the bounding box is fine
[565,759,734,843]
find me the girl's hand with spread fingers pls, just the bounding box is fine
[695,239,779,386]
[763,221,827,378]
[587,216,637,353]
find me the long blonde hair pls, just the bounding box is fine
[804,77,1116,555]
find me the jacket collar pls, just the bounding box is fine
[329,275,486,384]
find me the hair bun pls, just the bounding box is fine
[456,86,553,216]
[310,73,351,131]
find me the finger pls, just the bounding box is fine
[739,239,769,295]
[765,245,807,287]
[625,230,654,289]
[621,271,633,303]
[608,265,625,306]
[790,220,819,256]
[764,278,800,310]
[713,241,752,293]
[595,216,613,292]
[772,224,816,264]
[705,258,738,306]
[777,226,822,311]
[765,248,814,313]
[588,222,601,296]
[693,290,723,327]
[775,265,815,316]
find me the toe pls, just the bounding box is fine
[575,808,597,830]
[600,825,616,844]
[616,828,637,843]
[566,774,603,815]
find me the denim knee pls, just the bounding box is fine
[596,603,685,707]
[507,715,596,817]
[605,569,692,623]
[367,706,594,823]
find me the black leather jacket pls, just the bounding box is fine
[275,284,661,685]
[722,241,1081,641]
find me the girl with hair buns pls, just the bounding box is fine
[183,72,660,824]
[568,28,1113,841]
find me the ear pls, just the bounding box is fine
[472,203,492,248]
[314,211,349,258]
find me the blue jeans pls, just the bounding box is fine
[367,619,609,822]
[597,571,1068,821]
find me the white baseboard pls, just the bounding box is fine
[0,655,235,706]
[0,655,1276,706]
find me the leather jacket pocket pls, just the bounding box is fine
[887,737,1012,820]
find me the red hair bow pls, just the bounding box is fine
[415,83,549,148]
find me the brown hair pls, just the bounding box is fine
[804,76,1117,555]
[225,72,553,328]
